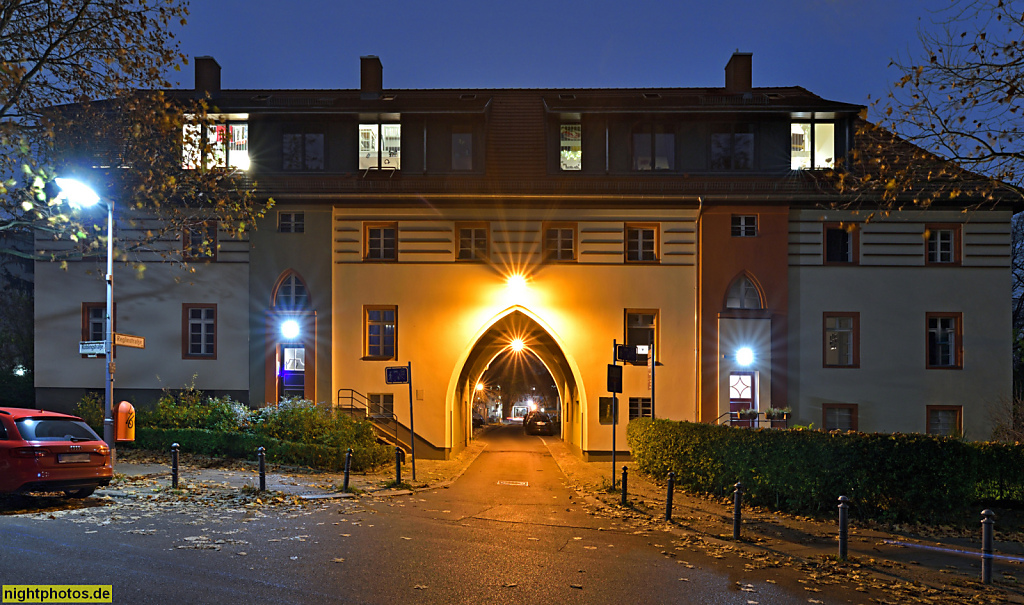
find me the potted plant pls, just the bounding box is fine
[765,407,791,428]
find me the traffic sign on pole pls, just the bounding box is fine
[386,366,410,384]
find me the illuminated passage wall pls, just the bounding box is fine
[331,205,699,458]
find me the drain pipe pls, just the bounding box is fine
[694,196,704,422]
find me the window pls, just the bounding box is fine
[824,223,858,264]
[628,397,652,420]
[725,275,763,309]
[632,125,675,170]
[731,215,757,237]
[184,221,218,261]
[625,225,658,262]
[283,132,324,171]
[560,123,582,171]
[457,223,488,261]
[927,405,963,436]
[368,393,395,417]
[711,126,754,170]
[823,313,859,368]
[452,130,473,171]
[83,303,106,342]
[274,274,309,310]
[625,310,657,363]
[926,224,961,265]
[81,302,114,357]
[183,304,216,359]
[544,223,576,261]
[182,119,249,170]
[359,122,401,170]
[822,403,858,431]
[364,306,397,360]
[791,122,835,169]
[364,223,397,261]
[927,312,962,369]
[279,212,305,233]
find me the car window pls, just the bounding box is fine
[14,418,100,441]
[0,420,7,439]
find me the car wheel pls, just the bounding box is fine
[63,487,95,499]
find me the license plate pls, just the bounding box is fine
[58,453,91,463]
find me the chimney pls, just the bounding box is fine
[361,55,383,100]
[724,52,752,93]
[194,56,221,97]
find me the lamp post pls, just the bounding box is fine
[55,178,116,462]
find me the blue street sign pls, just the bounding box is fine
[385,366,410,384]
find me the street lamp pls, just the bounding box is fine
[55,178,116,460]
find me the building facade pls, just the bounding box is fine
[34,53,1014,458]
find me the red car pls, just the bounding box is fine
[0,407,112,498]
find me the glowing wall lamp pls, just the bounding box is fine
[509,337,526,353]
[281,319,301,340]
[735,347,755,367]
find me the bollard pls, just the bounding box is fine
[982,509,995,584]
[666,472,676,521]
[395,447,404,485]
[257,446,266,492]
[170,443,180,489]
[620,466,628,506]
[733,482,743,540]
[838,495,850,560]
[343,448,353,493]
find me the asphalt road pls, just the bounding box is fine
[0,426,829,604]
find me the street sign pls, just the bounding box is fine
[615,344,637,362]
[114,332,145,349]
[79,341,106,355]
[607,364,622,393]
[385,366,410,384]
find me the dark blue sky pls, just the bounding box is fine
[169,1,942,115]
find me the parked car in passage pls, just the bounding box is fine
[523,411,557,436]
[0,407,113,498]
[472,411,486,429]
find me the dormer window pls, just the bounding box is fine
[560,123,582,171]
[632,125,675,171]
[791,122,835,169]
[182,115,249,170]
[359,122,401,170]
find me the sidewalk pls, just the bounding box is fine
[543,435,1024,603]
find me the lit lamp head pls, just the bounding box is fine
[54,178,100,208]
[736,347,755,367]
[476,383,484,392]
[281,319,300,340]
[509,337,526,353]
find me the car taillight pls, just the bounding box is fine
[11,447,51,458]
[96,445,110,455]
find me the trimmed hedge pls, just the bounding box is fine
[627,418,1024,523]
[126,427,391,472]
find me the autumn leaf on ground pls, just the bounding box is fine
[331,558,345,563]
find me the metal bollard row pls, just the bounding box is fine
[395,446,406,485]
[343,448,353,493]
[732,482,743,540]
[170,443,179,489]
[838,495,849,560]
[982,509,995,584]
[257,446,266,491]
[665,472,675,521]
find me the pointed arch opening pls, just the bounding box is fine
[724,273,764,310]
[446,306,586,452]
[266,269,316,404]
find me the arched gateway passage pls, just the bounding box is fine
[446,306,586,452]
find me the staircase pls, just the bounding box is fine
[337,388,412,453]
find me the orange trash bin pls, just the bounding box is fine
[116,401,135,442]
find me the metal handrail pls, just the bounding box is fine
[336,388,369,416]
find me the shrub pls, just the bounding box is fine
[627,418,1022,524]
[73,391,105,432]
